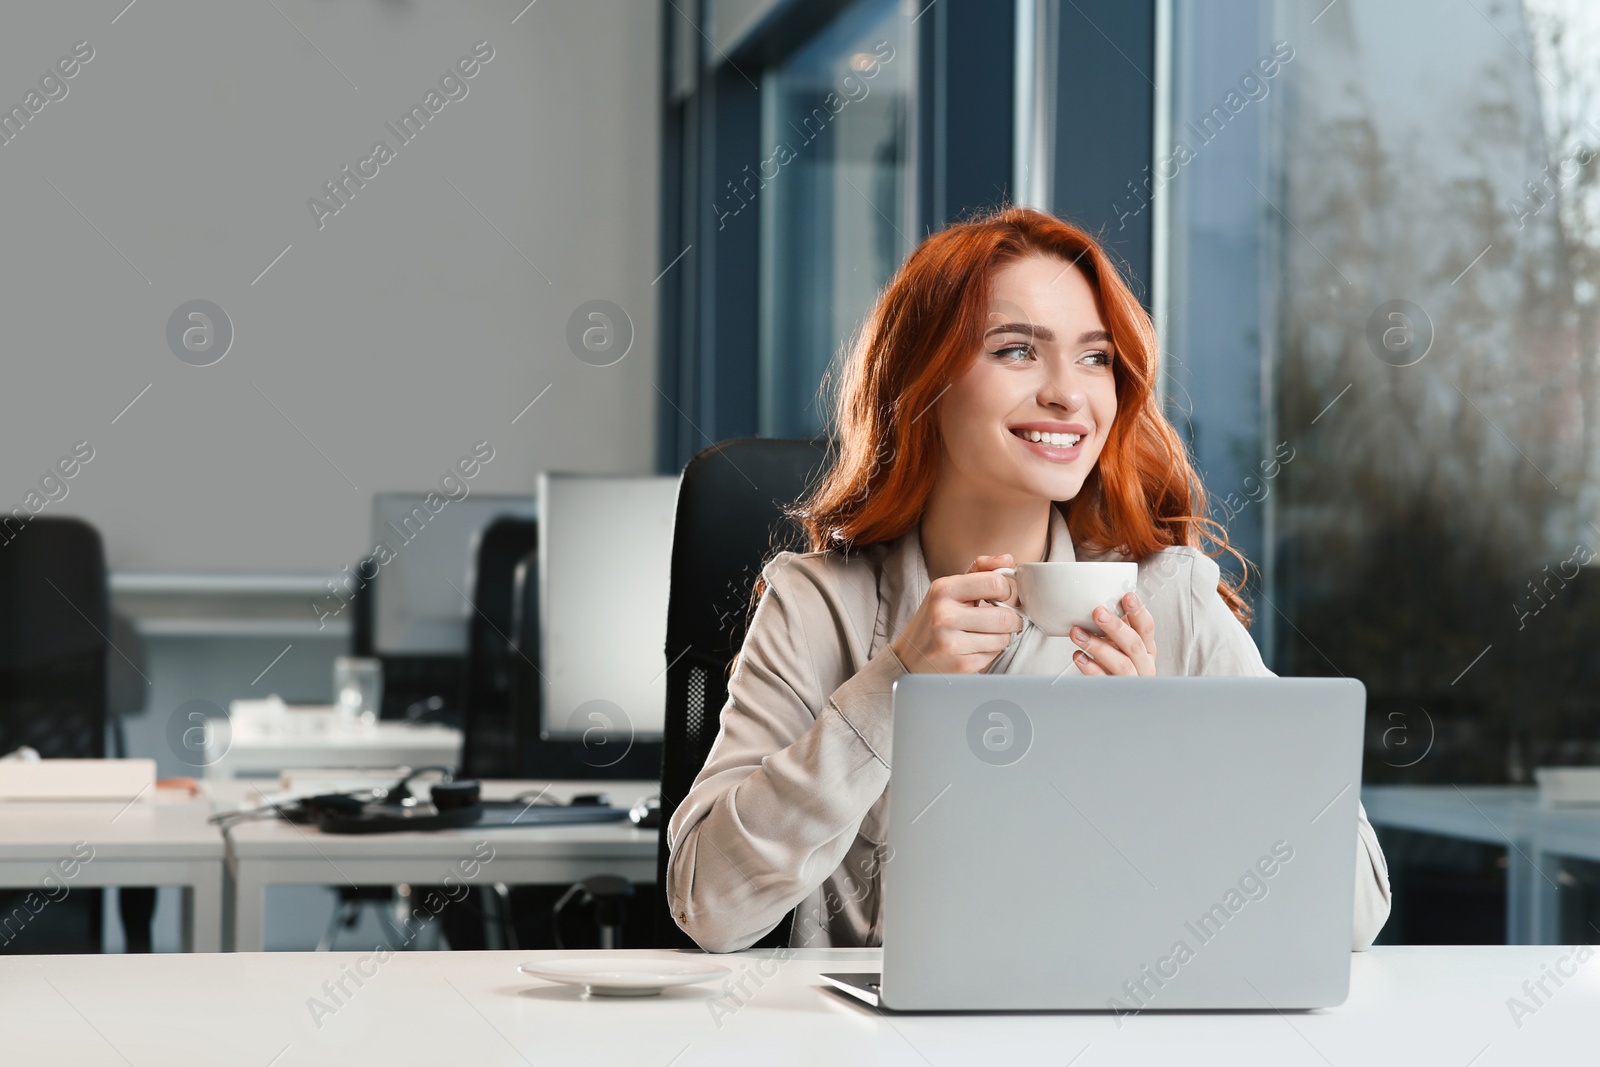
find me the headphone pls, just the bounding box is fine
[285,767,483,834]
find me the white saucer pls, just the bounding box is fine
[517,958,731,997]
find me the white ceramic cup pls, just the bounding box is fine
[990,562,1139,637]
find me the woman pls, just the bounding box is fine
[666,206,1391,953]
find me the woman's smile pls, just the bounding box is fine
[1008,421,1090,462]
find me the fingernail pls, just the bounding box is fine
[1094,607,1108,621]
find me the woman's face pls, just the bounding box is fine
[934,253,1119,506]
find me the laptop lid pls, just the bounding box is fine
[881,675,1365,1012]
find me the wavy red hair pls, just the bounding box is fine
[787,205,1254,627]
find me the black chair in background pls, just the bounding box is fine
[489,537,663,950]
[0,516,151,953]
[653,437,832,949]
[432,517,539,950]
[460,517,540,779]
[505,546,663,781]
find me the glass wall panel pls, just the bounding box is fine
[757,0,914,439]
[1169,0,1600,785]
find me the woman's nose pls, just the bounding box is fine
[1038,378,1087,412]
[1036,355,1088,411]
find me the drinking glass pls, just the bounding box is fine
[333,656,382,728]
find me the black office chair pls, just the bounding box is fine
[0,516,146,953]
[435,526,660,950]
[653,436,833,949]
[427,517,540,950]
[461,517,541,779]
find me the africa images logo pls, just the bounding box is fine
[966,699,1033,767]
[567,699,634,768]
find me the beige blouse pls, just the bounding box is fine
[666,503,1392,953]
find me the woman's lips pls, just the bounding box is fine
[1011,429,1084,462]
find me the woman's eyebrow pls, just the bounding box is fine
[983,321,1055,341]
[982,323,1112,346]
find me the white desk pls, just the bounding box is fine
[0,788,224,952]
[204,719,464,779]
[217,780,658,951]
[1363,785,1540,943]
[0,947,1593,1063]
[1362,784,1600,945]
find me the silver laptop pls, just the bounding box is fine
[821,675,1365,1013]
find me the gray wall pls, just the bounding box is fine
[0,0,661,577]
[0,0,662,952]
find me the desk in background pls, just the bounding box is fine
[1363,784,1600,944]
[211,779,658,951]
[0,787,223,952]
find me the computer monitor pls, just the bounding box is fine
[537,473,678,741]
[370,492,538,655]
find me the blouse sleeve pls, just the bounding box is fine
[664,552,907,952]
[1185,550,1392,951]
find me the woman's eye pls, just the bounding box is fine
[992,343,1034,362]
[1082,350,1114,368]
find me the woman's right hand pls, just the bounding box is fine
[888,553,1025,674]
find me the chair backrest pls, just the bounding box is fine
[0,516,110,758]
[654,436,832,948]
[350,552,377,657]
[460,517,541,778]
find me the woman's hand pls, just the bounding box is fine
[889,554,1024,674]
[1069,592,1158,676]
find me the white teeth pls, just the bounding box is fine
[1023,430,1082,447]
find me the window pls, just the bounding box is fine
[1166,0,1600,783]
[758,0,914,439]
[658,0,1012,469]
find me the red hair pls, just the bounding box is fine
[789,205,1254,628]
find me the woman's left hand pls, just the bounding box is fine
[1069,592,1157,676]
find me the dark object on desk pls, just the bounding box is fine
[275,769,631,834]
[312,797,631,833]
[277,769,485,833]
[0,516,152,954]
[316,798,484,834]
[478,802,630,827]
[430,779,481,810]
[654,436,832,949]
